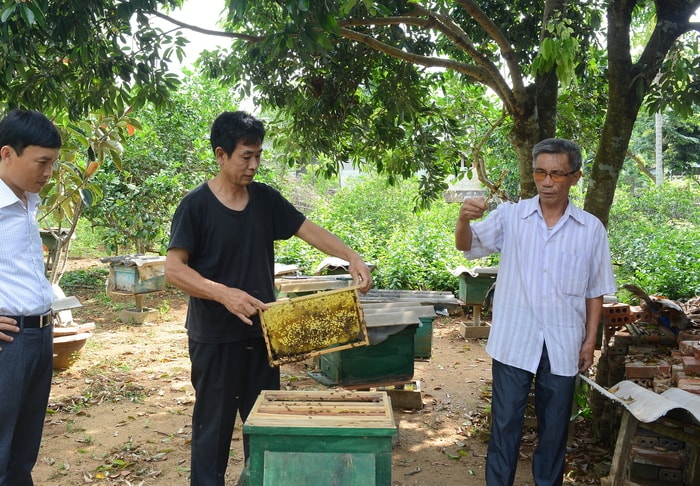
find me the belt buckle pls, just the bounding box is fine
[39,312,53,328]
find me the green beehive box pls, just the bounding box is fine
[415,316,435,359]
[243,390,396,486]
[457,267,497,305]
[313,324,417,386]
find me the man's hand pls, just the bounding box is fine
[578,341,596,373]
[348,256,373,294]
[0,316,19,351]
[455,197,488,251]
[458,197,488,222]
[220,288,269,325]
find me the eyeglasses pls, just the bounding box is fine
[532,168,578,182]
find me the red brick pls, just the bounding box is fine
[625,360,671,379]
[682,356,700,375]
[634,435,659,448]
[630,305,645,321]
[658,468,683,484]
[678,329,700,342]
[679,340,700,356]
[678,377,700,395]
[603,303,631,316]
[631,447,684,468]
[677,378,700,394]
[630,462,658,480]
[672,365,685,381]
[602,303,632,326]
[658,437,684,451]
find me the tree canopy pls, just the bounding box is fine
[0,0,186,119]
[3,0,699,228]
[171,0,700,225]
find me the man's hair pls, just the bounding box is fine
[532,138,582,172]
[0,109,62,155]
[210,111,265,156]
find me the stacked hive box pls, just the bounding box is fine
[243,390,397,485]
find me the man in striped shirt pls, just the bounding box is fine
[455,138,616,486]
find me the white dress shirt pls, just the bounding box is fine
[0,179,54,315]
[463,196,617,376]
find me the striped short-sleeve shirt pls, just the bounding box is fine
[463,196,617,377]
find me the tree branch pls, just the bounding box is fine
[338,26,511,107]
[408,4,517,110]
[148,11,263,42]
[454,0,526,94]
[626,149,655,182]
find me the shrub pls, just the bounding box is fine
[609,181,700,299]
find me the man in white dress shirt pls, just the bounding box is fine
[455,138,616,486]
[0,109,61,486]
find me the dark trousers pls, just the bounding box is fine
[486,344,576,486]
[0,325,53,486]
[188,337,280,486]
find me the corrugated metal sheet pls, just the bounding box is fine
[581,374,700,424]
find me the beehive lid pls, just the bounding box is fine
[244,390,396,432]
[259,286,369,366]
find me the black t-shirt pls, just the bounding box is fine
[168,181,306,343]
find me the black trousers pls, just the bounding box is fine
[188,337,280,486]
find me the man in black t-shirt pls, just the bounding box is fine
[165,111,373,486]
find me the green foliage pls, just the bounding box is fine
[274,172,700,298]
[82,73,241,254]
[0,0,187,120]
[645,33,700,118]
[609,182,700,299]
[628,111,700,178]
[59,268,109,295]
[0,0,186,119]
[69,219,109,258]
[276,175,489,292]
[375,203,464,290]
[531,16,580,89]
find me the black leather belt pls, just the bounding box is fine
[2,313,53,328]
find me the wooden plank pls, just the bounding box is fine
[256,407,388,417]
[246,390,396,430]
[53,321,96,337]
[362,306,435,317]
[364,311,426,327]
[246,415,395,429]
[361,302,435,309]
[360,289,460,305]
[275,276,353,293]
[256,401,387,413]
[602,409,639,485]
[261,391,385,402]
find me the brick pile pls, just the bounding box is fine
[592,301,700,485]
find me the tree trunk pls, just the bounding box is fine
[584,0,699,227]
[508,84,542,199]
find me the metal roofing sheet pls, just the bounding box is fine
[580,375,700,424]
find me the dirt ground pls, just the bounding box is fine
[32,259,610,486]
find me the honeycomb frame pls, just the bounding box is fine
[259,286,369,366]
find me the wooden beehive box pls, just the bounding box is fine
[259,286,369,366]
[243,390,396,486]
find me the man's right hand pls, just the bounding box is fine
[458,197,488,222]
[0,316,20,351]
[221,289,270,325]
